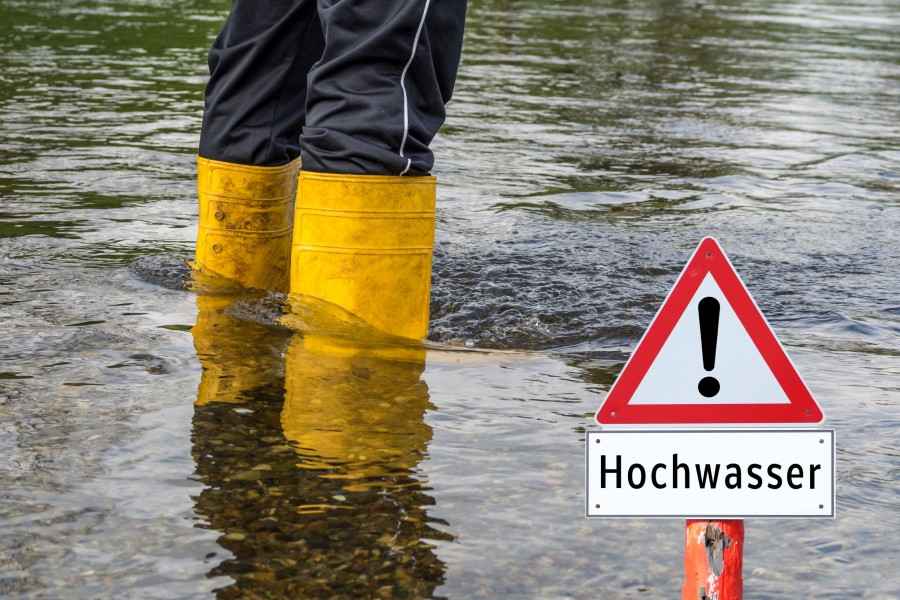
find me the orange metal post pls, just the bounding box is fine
[682,519,744,600]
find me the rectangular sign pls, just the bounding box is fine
[586,429,834,518]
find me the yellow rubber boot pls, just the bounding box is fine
[290,172,436,340]
[195,156,300,292]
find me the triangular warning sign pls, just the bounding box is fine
[597,237,823,425]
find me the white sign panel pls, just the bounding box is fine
[586,430,834,518]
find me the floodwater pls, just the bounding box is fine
[1,0,899,597]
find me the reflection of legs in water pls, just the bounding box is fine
[190,313,450,597]
[278,334,451,595]
[282,336,430,487]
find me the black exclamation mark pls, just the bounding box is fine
[698,296,720,398]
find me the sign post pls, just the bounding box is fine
[683,519,743,600]
[588,238,830,600]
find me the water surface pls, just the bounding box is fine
[1,0,899,597]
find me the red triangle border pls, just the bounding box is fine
[596,237,824,425]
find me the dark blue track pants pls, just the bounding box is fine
[198,0,467,176]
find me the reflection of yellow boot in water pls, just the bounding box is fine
[192,293,287,406]
[282,334,430,493]
[194,156,300,292]
[290,172,436,340]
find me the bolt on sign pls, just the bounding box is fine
[587,238,833,518]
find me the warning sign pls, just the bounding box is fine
[596,237,824,425]
[586,429,835,518]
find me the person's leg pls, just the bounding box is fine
[195,0,324,292]
[200,0,323,166]
[290,0,467,340]
[300,0,468,176]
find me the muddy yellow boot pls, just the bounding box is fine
[290,172,436,340]
[194,156,300,292]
